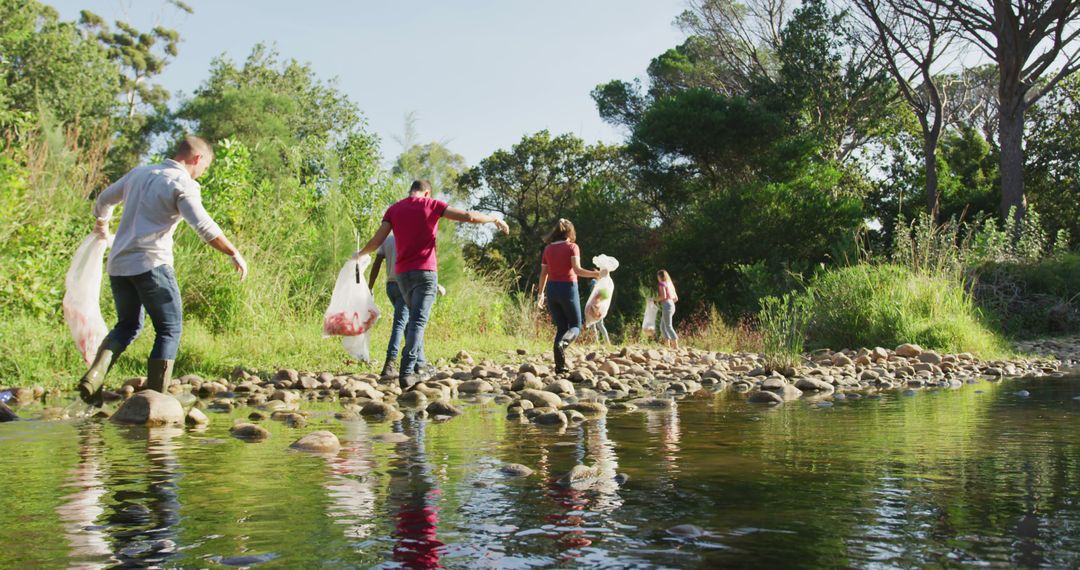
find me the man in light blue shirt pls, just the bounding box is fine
[78,135,247,404]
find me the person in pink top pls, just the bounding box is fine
[655,269,679,349]
[536,219,607,374]
[357,180,508,389]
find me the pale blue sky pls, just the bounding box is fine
[48,0,688,164]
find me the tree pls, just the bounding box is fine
[458,131,619,286]
[390,114,467,198]
[674,0,791,93]
[929,0,1080,220]
[1025,75,1080,245]
[177,43,368,185]
[855,0,958,219]
[773,0,892,162]
[0,0,120,131]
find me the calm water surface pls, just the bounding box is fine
[1,376,1078,569]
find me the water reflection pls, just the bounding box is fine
[58,422,110,569]
[58,422,183,568]
[388,413,444,569]
[325,418,377,541]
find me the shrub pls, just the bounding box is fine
[804,264,1006,355]
[758,294,811,370]
[974,253,1080,336]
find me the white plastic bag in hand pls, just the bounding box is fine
[323,255,380,361]
[642,299,658,332]
[584,254,618,327]
[592,254,620,272]
[63,233,112,366]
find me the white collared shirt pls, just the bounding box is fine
[93,159,223,276]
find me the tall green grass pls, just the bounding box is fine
[803,264,1007,355]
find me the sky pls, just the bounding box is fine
[47,0,689,165]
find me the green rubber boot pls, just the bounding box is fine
[77,340,124,405]
[146,359,175,393]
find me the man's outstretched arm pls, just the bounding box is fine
[443,207,510,234]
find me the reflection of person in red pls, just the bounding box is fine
[545,484,593,554]
[389,413,444,569]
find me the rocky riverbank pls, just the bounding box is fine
[2,338,1076,425]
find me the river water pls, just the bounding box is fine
[1,375,1078,569]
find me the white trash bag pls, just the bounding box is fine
[584,254,619,327]
[323,255,380,361]
[641,299,658,332]
[63,233,112,366]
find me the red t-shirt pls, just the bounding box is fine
[542,241,580,283]
[382,196,448,273]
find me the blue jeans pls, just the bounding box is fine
[545,281,581,371]
[385,281,425,370]
[397,270,438,378]
[659,300,678,341]
[106,265,183,360]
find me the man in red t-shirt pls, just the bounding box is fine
[357,180,508,388]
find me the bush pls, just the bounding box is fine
[758,294,811,370]
[974,253,1080,336]
[804,264,1006,355]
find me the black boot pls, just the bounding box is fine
[554,338,567,375]
[558,326,581,350]
[146,359,175,393]
[380,360,397,378]
[77,340,124,405]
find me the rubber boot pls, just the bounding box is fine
[146,359,175,393]
[77,340,124,405]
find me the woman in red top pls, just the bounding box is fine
[536,219,605,374]
[656,269,679,349]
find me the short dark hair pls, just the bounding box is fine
[545,218,577,244]
[173,135,214,162]
[409,180,432,194]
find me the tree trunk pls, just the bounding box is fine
[998,103,1027,221]
[923,138,940,222]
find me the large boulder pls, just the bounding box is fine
[562,401,608,416]
[458,380,493,394]
[533,411,568,426]
[500,463,534,477]
[747,390,784,404]
[544,379,575,397]
[426,400,463,417]
[519,389,563,409]
[511,373,544,392]
[896,343,924,357]
[230,423,271,442]
[111,390,184,426]
[290,431,341,453]
[794,377,835,393]
[185,407,210,426]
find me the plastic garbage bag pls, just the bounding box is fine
[63,233,112,366]
[642,299,657,332]
[592,254,620,272]
[323,255,380,361]
[584,254,619,327]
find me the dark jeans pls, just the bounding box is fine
[106,265,182,360]
[385,281,425,370]
[397,270,438,378]
[545,280,581,372]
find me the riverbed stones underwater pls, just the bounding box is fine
[1,338,1077,429]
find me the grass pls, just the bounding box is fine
[0,309,550,390]
[803,264,1009,356]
